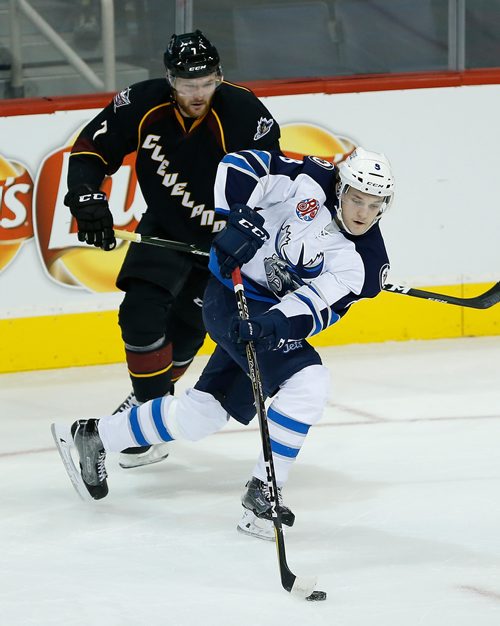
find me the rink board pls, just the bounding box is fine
[1,282,498,373]
[2,70,500,373]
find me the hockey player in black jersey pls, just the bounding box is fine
[63,30,281,469]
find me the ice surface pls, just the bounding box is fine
[1,337,499,625]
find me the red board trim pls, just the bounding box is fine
[1,68,500,117]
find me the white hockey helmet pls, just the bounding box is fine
[336,147,395,234]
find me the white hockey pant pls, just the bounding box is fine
[252,364,330,486]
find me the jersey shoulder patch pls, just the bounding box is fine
[110,79,170,114]
[254,117,274,141]
[295,198,320,222]
[307,155,335,170]
[113,86,131,111]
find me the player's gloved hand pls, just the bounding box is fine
[213,204,269,278]
[230,310,290,352]
[64,185,116,250]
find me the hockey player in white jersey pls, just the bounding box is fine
[52,147,395,540]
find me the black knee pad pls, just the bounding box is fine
[119,280,173,347]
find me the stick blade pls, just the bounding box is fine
[290,575,318,599]
[477,281,500,308]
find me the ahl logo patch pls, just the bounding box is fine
[296,198,320,222]
[254,117,274,141]
[379,263,390,289]
[113,87,131,112]
[309,156,334,170]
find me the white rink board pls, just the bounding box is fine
[1,83,500,319]
[268,85,500,286]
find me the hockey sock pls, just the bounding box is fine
[254,406,310,486]
[252,364,330,485]
[171,356,194,384]
[98,388,229,452]
[125,340,173,402]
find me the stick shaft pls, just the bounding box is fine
[115,229,500,309]
[231,267,297,593]
[114,229,209,256]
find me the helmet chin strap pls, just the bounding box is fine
[334,195,353,235]
[335,184,357,235]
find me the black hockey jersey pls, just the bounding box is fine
[67,79,281,250]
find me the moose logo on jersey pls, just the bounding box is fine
[264,224,325,297]
[281,243,324,281]
[264,254,303,298]
[295,198,319,222]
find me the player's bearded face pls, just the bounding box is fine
[173,73,220,118]
[340,187,384,235]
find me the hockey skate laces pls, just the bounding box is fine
[263,481,284,506]
[97,452,107,481]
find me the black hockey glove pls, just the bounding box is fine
[65,185,116,251]
[213,204,269,278]
[230,309,290,352]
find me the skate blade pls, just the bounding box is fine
[118,444,170,469]
[51,423,92,501]
[236,509,276,541]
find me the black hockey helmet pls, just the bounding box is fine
[164,30,221,79]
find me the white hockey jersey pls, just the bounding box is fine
[209,150,389,340]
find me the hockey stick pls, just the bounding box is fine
[114,230,500,309]
[231,267,326,601]
[382,281,500,309]
[114,229,209,257]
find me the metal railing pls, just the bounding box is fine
[448,0,466,71]
[8,0,116,97]
[5,0,474,99]
[175,0,193,34]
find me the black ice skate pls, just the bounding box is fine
[51,419,108,501]
[238,477,295,540]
